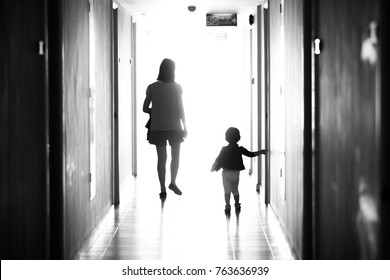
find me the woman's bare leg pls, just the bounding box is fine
[156,145,167,193]
[170,143,181,185]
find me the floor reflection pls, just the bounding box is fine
[75,170,294,260]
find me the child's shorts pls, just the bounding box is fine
[149,130,184,146]
[222,170,240,195]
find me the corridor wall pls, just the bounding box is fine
[267,0,305,259]
[117,5,133,194]
[266,0,388,259]
[1,0,114,259]
[60,0,113,259]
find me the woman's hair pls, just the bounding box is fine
[225,127,241,144]
[157,58,176,82]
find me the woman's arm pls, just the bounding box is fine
[143,89,152,114]
[177,86,187,136]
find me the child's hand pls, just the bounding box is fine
[256,149,268,156]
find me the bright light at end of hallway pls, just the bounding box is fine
[137,11,252,174]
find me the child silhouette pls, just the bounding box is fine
[211,127,266,213]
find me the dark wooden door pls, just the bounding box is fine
[314,0,382,259]
[0,0,49,259]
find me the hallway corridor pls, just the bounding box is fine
[4,0,390,263]
[75,172,294,260]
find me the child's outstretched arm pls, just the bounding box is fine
[241,147,267,157]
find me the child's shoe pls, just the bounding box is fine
[224,204,231,213]
[159,191,167,199]
[235,203,241,212]
[168,183,182,195]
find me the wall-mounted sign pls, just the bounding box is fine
[206,14,237,26]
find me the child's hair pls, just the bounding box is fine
[225,127,241,144]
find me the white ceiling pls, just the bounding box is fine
[116,0,265,16]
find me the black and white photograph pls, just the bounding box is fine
[1,0,389,279]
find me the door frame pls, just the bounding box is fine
[303,0,315,260]
[47,0,65,259]
[264,5,271,205]
[112,4,120,205]
[131,21,137,177]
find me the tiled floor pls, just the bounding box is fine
[75,169,294,260]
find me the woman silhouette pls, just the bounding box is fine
[143,58,187,198]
